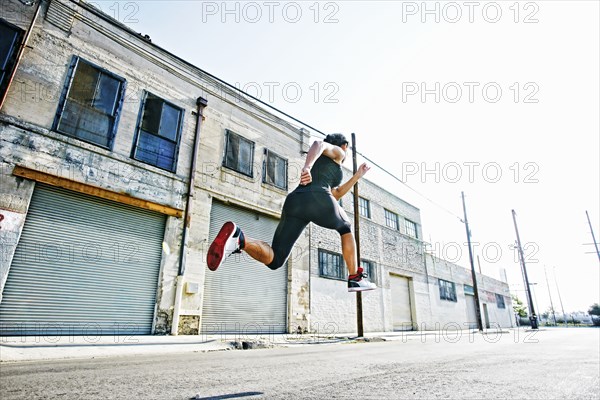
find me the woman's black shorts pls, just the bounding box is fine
[266,190,352,270]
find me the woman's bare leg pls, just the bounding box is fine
[243,237,275,265]
[341,232,358,275]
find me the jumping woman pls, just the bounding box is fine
[206,133,376,292]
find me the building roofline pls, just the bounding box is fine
[71,0,326,139]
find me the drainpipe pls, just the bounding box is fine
[171,96,208,336]
[0,0,42,110]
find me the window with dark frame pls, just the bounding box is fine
[358,196,371,218]
[132,91,184,172]
[223,130,255,177]
[0,19,24,100]
[54,56,125,149]
[263,149,288,190]
[405,219,418,238]
[318,249,345,280]
[384,209,399,230]
[361,260,377,285]
[496,294,506,309]
[464,284,474,295]
[439,279,457,302]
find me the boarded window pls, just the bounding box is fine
[319,249,345,280]
[0,19,23,99]
[55,57,125,148]
[496,293,506,309]
[132,92,184,171]
[263,149,288,190]
[439,278,457,302]
[223,130,254,177]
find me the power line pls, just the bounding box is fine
[352,149,465,223]
[201,70,465,224]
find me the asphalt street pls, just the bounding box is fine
[1,328,598,400]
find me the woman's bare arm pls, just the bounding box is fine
[331,163,371,200]
[300,141,345,185]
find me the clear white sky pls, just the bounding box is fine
[97,0,599,313]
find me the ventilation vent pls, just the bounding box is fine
[45,0,75,32]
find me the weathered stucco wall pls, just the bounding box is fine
[0,0,310,334]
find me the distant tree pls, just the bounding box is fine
[512,295,527,317]
[589,303,600,326]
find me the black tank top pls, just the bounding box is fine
[294,155,343,193]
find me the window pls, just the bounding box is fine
[358,197,371,218]
[132,92,184,172]
[464,284,474,295]
[318,249,345,280]
[361,260,377,285]
[223,130,254,177]
[54,56,126,148]
[439,279,457,302]
[384,209,399,230]
[263,149,287,190]
[405,219,418,238]
[496,294,506,309]
[0,19,23,99]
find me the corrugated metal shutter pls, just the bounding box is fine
[0,184,166,336]
[390,274,413,331]
[202,201,287,333]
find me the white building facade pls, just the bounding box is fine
[0,0,511,337]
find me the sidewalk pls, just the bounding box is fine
[0,329,509,363]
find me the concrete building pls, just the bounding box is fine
[0,0,511,337]
[308,170,513,333]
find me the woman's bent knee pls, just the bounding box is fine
[266,256,286,270]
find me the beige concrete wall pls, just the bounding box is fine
[1,0,512,335]
[0,0,310,334]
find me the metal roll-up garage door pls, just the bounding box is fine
[202,201,287,333]
[390,274,413,331]
[0,184,166,336]
[465,294,477,329]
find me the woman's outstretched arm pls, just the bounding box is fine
[331,163,371,200]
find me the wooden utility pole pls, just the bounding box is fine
[585,211,600,262]
[553,267,567,327]
[351,133,364,337]
[512,209,538,329]
[544,266,557,325]
[462,192,483,332]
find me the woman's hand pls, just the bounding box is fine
[357,163,371,178]
[300,167,312,185]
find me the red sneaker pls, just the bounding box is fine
[206,222,244,271]
[348,267,377,292]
